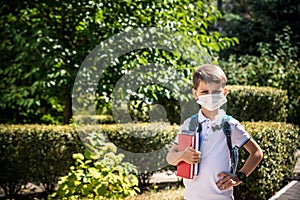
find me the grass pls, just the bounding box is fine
[127,182,184,200]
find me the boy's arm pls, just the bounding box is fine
[237,138,263,177]
[166,143,201,166]
[217,138,263,190]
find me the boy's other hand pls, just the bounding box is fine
[216,172,241,190]
[182,147,201,164]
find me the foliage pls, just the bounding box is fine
[218,0,300,58]
[101,123,178,187]
[0,122,299,199]
[0,123,177,197]
[0,124,84,197]
[72,114,114,124]
[235,122,300,200]
[226,85,288,122]
[221,29,300,124]
[53,146,139,199]
[0,0,236,124]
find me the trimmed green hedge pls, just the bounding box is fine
[226,85,288,122]
[0,125,84,197]
[235,121,299,200]
[0,122,299,199]
[72,114,114,124]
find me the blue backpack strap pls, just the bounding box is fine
[222,115,239,175]
[189,114,198,132]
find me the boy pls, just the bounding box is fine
[166,64,263,199]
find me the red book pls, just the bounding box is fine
[177,134,195,179]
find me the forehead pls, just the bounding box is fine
[197,81,223,91]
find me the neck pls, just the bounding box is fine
[201,108,220,120]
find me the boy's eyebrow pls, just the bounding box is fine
[200,89,209,92]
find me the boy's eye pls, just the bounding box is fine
[199,90,221,94]
[212,91,222,94]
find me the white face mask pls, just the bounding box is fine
[196,93,227,111]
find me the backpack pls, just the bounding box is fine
[188,114,239,175]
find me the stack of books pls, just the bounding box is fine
[177,132,200,179]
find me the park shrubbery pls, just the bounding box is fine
[0,125,84,197]
[221,29,300,125]
[0,78,295,200]
[53,139,139,200]
[0,121,299,199]
[236,122,299,200]
[226,85,288,122]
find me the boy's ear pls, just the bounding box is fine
[192,88,198,99]
[224,87,228,96]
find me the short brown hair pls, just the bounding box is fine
[192,64,227,89]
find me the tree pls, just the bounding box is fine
[218,0,300,58]
[0,0,236,124]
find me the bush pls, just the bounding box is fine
[53,138,139,199]
[97,123,178,188]
[72,114,115,124]
[0,122,298,199]
[0,124,84,197]
[226,85,288,122]
[235,122,299,200]
[0,123,177,197]
[220,29,300,125]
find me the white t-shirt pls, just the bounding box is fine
[174,109,251,200]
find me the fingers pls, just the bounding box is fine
[217,172,227,178]
[216,172,237,190]
[191,151,201,164]
[183,147,201,164]
[185,146,196,152]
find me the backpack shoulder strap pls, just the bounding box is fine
[188,114,199,132]
[222,115,232,148]
[222,115,239,174]
[222,115,232,134]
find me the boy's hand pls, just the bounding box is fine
[182,147,201,164]
[216,172,241,190]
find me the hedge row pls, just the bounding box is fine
[226,85,288,122]
[0,125,84,196]
[0,122,299,199]
[236,122,299,200]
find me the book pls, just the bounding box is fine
[194,131,200,176]
[177,134,195,179]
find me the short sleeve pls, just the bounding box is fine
[174,118,191,144]
[230,118,251,148]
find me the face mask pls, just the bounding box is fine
[196,93,227,111]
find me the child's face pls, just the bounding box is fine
[192,80,226,99]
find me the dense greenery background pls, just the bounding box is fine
[0,0,235,125]
[1,0,299,126]
[218,0,300,58]
[1,0,299,125]
[1,1,300,199]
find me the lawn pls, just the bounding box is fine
[129,185,184,200]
